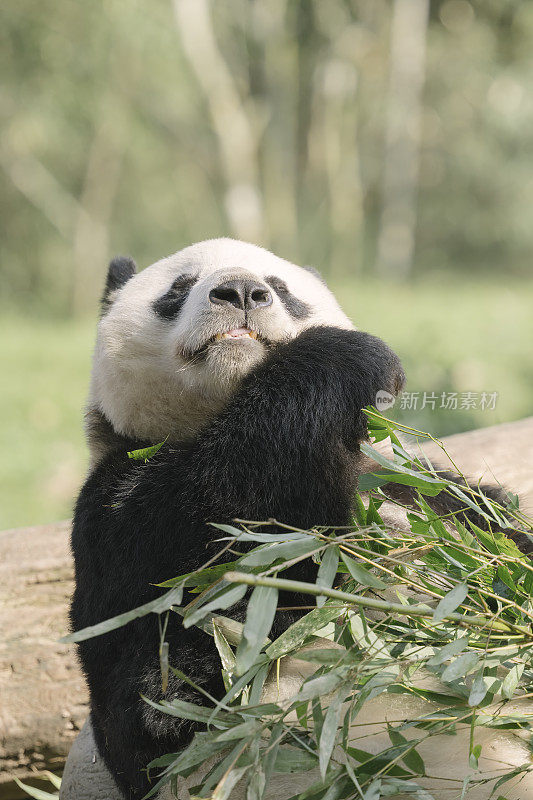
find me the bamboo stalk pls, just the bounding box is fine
[223,571,530,636]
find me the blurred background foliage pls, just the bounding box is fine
[1,0,532,528]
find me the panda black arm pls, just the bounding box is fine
[187,325,404,527]
[71,326,403,799]
[73,326,403,629]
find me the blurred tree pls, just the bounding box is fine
[376,0,429,280]
[1,0,532,316]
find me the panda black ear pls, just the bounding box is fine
[101,256,137,311]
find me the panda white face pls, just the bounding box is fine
[87,238,354,458]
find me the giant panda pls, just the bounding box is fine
[65,238,532,800]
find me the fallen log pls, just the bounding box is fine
[1,417,532,799]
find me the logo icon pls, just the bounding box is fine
[375,390,396,411]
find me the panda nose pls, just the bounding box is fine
[209,279,273,311]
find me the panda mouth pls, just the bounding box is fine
[214,327,258,341]
[182,327,265,360]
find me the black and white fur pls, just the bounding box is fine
[70,239,526,800]
[71,239,406,799]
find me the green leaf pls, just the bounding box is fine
[295,648,351,666]
[213,620,236,674]
[13,779,59,800]
[370,471,447,496]
[359,443,448,491]
[142,696,237,726]
[358,473,391,491]
[41,774,61,791]
[427,635,470,667]
[60,584,184,643]
[506,492,520,511]
[469,743,482,769]
[366,495,385,525]
[246,764,266,800]
[433,583,468,622]
[212,766,250,800]
[349,742,422,776]
[183,583,247,628]
[127,438,166,462]
[235,585,278,675]
[441,652,479,683]
[353,493,368,525]
[240,537,319,567]
[316,546,340,607]
[501,664,524,700]
[388,729,425,775]
[350,612,390,658]
[469,672,489,707]
[340,551,387,590]
[215,720,260,741]
[294,671,344,702]
[148,731,229,779]
[192,740,249,796]
[319,688,350,778]
[273,746,318,773]
[157,562,238,589]
[209,658,268,719]
[266,604,342,660]
[497,565,516,593]
[489,765,527,796]
[248,662,269,707]
[209,523,308,542]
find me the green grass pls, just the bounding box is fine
[1,275,532,530]
[340,275,533,437]
[0,315,94,530]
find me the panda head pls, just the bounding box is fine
[87,238,354,464]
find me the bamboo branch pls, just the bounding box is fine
[223,571,530,636]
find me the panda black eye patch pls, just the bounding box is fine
[152,274,198,320]
[265,275,311,320]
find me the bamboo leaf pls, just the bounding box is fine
[13,779,59,800]
[213,620,236,674]
[246,764,266,800]
[316,546,340,607]
[427,635,470,667]
[266,605,342,659]
[262,720,284,787]
[212,766,250,800]
[235,585,278,675]
[60,584,184,643]
[441,652,479,683]
[433,583,468,622]
[209,523,308,542]
[240,538,319,567]
[388,729,425,775]
[340,552,387,590]
[468,672,489,707]
[183,583,247,628]
[215,720,260,741]
[142,696,237,726]
[501,663,524,700]
[41,774,62,791]
[319,688,349,778]
[294,671,344,702]
[273,746,318,773]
